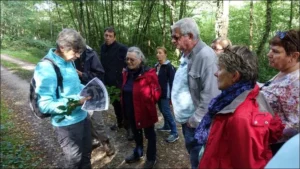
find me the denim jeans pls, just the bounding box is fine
[182,123,202,169]
[55,117,92,169]
[158,99,178,135]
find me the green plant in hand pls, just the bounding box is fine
[56,98,80,123]
[106,86,121,103]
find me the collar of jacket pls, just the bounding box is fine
[103,41,117,48]
[124,65,151,77]
[154,60,170,67]
[83,47,95,61]
[217,84,274,115]
[186,40,206,59]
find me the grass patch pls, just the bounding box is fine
[0,100,43,168]
[1,47,47,64]
[1,60,33,81]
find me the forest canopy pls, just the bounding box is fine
[1,0,299,82]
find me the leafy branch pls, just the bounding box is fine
[56,98,80,123]
[106,86,121,103]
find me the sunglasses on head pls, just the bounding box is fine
[276,31,298,49]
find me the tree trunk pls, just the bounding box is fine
[166,0,176,33]
[79,0,86,37]
[85,1,91,44]
[110,0,114,26]
[249,0,254,50]
[215,0,229,38]
[105,0,110,26]
[163,0,167,45]
[179,0,186,19]
[54,1,64,28]
[67,0,78,31]
[256,0,272,57]
[289,0,294,29]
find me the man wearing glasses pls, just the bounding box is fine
[170,18,220,169]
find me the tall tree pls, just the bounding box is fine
[215,0,229,38]
[289,0,294,29]
[256,0,272,57]
[249,0,254,50]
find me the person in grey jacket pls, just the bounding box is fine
[170,18,221,169]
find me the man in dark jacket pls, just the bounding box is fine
[100,27,133,140]
[75,45,115,156]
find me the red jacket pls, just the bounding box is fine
[121,67,161,129]
[199,85,284,169]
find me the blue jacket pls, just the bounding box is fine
[155,60,176,99]
[34,48,87,127]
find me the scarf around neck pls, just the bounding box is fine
[194,80,254,145]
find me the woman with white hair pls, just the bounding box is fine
[121,46,161,169]
[33,28,92,169]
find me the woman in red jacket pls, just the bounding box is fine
[121,46,161,169]
[195,46,284,169]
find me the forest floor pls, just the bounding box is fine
[0,54,190,169]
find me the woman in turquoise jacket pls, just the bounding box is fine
[34,28,91,169]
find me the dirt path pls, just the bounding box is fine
[0,54,190,168]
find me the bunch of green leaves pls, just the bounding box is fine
[106,86,121,103]
[56,98,80,123]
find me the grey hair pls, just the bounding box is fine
[212,37,232,49]
[171,18,200,40]
[56,28,86,53]
[218,45,258,83]
[127,46,147,64]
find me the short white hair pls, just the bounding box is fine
[171,18,200,40]
[127,46,147,64]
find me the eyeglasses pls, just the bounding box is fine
[171,34,187,41]
[126,58,137,62]
[212,46,224,51]
[276,31,298,49]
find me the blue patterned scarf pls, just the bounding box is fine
[194,81,254,145]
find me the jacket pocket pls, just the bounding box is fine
[188,72,200,89]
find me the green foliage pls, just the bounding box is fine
[0,100,43,168]
[56,98,80,123]
[106,86,121,104]
[1,37,53,64]
[2,1,299,82]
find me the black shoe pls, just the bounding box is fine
[92,139,101,150]
[125,153,142,163]
[143,160,157,169]
[110,124,118,131]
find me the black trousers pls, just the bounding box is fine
[127,110,156,161]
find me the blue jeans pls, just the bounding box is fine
[55,117,92,169]
[158,99,178,135]
[182,123,201,169]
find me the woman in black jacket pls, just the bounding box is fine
[154,47,179,143]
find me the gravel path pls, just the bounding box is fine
[1,54,190,168]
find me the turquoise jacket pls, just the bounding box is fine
[34,48,87,127]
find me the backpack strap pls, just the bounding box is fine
[42,58,64,98]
